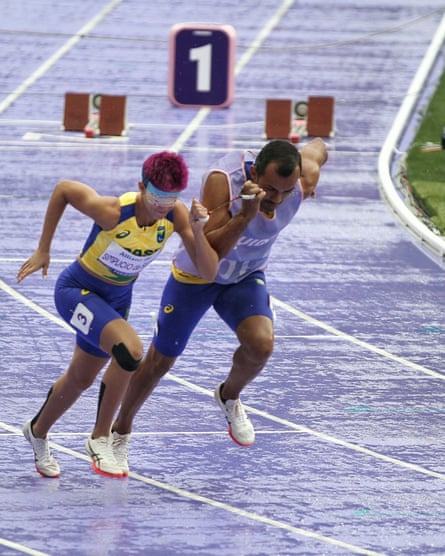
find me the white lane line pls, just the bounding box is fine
[0,141,235,153]
[125,472,384,556]
[271,296,444,380]
[0,538,49,556]
[0,257,168,265]
[0,430,304,438]
[1,276,443,481]
[0,0,123,115]
[0,278,72,332]
[167,373,445,482]
[22,132,128,142]
[234,0,295,76]
[1,277,440,381]
[1,118,265,130]
[169,0,296,153]
[1,420,384,556]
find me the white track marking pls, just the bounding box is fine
[0,538,49,556]
[0,257,168,265]
[0,430,304,438]
[0,0,123,115]
[234,0,295,75]
[1,420,384,556]
[169,0,295,153]
[1,278,440,380]
[0,278,73,332]
[124,472,385,556]
[166,374,445,481]
[271,295,444,380]
[22,131,128,142]
[0,141,235,153]
[0,2,437,554]
[1,276,443,482]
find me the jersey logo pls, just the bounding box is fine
[116,230,131,239]
[157,226,166,243]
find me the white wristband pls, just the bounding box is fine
[195,215,210,223]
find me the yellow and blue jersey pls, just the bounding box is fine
[79,192,174,285]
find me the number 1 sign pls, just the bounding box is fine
[168,23,236,108]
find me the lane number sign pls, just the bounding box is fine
[168,23,236,108]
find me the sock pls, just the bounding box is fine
[95,381,106,426]
[31,386,54,431]
[219,383,228,404]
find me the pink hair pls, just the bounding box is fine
[142,151,188,192]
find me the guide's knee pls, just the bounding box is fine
[242,331,274,363]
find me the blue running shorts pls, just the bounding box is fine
[54,261,133,357]
[153,270,272,357]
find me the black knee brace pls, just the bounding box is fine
[112,342,141,372]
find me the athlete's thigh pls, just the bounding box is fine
[213,271,273,332]
[153,275,219,357]
[66,344,110,388]
[55,278,130,357]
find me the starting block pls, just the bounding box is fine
[265,96,335,141]
[265,99,293,139]
[306,96,335,137]
[62,92,127,137]
[98,94,127,136]
[62,92,91,132]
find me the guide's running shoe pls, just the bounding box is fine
[214,383,255,446]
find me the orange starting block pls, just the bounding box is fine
[265,96,335,141]
[62,92,127,138]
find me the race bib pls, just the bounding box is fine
[98,241,158,276]
[70,302,93,335]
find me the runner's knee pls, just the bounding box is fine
[112,342,143,372]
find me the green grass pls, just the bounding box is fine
[405,71,445,234]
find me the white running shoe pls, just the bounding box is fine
[214,383,255,447]
[112,431,131,476]
[85,435,123,478]
[22,420,60,478]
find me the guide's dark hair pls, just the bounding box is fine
[254,139,302,177]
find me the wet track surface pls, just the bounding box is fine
[1,1,445,555]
